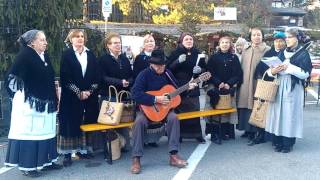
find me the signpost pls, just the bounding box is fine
[102,0,112,33]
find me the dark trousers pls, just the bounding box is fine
[132,111,180,157]
[176,97,202,138]
[273,135,296,148]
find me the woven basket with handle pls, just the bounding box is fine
[215,94,232,109]
[254,70,279,102]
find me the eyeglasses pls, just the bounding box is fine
[109,41,121,45]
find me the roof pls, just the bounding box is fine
[271,7,307,16]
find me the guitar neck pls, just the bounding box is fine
[170,78,201,98]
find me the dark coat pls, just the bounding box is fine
[132,67,178,106]
[99,53,133,96]
[206,51,243,107]
[59,48,100,137]
[207,51,243,88]
[167,45,206,97]
[133,52,150,81]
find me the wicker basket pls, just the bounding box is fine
[215,94,232,109]
[106,132,121,160]
[249,99,269,128]
[254,71,279,102]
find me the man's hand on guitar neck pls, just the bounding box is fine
[188,82,198,90]
[155,96,170,105]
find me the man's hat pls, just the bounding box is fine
[149,49,166,65]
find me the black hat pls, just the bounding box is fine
[149,49,166,65]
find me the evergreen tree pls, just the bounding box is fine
[238,0,273,28]
[0,0,82,79]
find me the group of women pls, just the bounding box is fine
[4,27,312,177]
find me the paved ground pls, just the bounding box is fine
[0,87,319,180]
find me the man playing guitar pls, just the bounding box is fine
[131,49,198,174]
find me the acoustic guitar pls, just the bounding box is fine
[140,72,211,122]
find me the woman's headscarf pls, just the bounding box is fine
[17,29,41,47]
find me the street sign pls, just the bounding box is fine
[214,7,237,21]
[102,0,112,20]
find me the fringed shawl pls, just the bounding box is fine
[5,46,57,113]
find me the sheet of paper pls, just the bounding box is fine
[261,56,283,67]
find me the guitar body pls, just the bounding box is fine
[140,85,181,122]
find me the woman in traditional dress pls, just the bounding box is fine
[4,30,62,177]
[58,29,100,166]
[206,35,243,143]
[236,27,270,143]
[265,28,312,153]
[167,32,206,143]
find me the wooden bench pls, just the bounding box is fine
[80,108,237,164]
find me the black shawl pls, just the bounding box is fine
[5,46,57,113]
[279,44,313,90]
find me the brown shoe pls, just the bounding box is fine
[169,154,188,168]
[131,157,141,174]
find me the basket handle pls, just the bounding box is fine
[108,85,120,102]
[262,69,278,82]
[118,90,132,103]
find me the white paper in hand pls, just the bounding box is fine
[261,56,283,67]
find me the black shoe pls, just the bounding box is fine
[282,146,292,153]
[240,132,249,138]
[63,155,72,167]
[196,137,206,144]
[148,142,159,147]
[42,162,63,171]
[274,146,282,152]
[76,152,94,159]
[248,133,255,140]
[247,140,257,146]
[210,134,221,144]
[22,170,41,178]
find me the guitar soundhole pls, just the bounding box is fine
[164,93,171,100]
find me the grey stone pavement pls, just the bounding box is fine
[0,87,319,180]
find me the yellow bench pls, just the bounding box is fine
[80,108,237,164]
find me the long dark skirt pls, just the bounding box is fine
[236,108,257,133]
[5,137,58,171]
[176,97,202,138]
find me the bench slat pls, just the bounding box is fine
[81,122,133,132]
[177,108,236,120]
[80,108,237,132]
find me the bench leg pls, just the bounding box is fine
[103,131,113,164]
[218,115,222,144]
[107,131,113,164]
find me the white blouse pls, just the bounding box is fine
[73,46,89,77]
